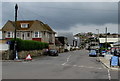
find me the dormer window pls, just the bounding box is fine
[21,23,29,28]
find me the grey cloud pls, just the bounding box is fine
[2,2,118,31]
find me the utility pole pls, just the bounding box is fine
[96,29,99,42]
[13,4,18,60]
[96,29,100,61]
[105,27,107,50]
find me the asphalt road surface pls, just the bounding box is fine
[2,49,119,80]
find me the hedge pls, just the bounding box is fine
[10,38,48,51]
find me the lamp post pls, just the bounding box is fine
[105,27,107,50]
[13,4,18,60]
[96,29,100,61]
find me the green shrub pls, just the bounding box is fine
[10,38,48,51]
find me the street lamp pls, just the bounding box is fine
[96,29,99,41]
[105,27,107,49]
[13,4,18,60]
[96,29,100,62]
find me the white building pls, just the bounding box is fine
[99,38,119,47]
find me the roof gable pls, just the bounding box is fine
[2,20,15,31]
[44,24,55,32]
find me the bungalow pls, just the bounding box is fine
[1,20,56,45]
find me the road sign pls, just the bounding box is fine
[111,56,119,66]
[25,54,32,60]
[6,41,11,45]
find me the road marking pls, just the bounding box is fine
[98,68,102,69]
[62,62,67,65]
[67,55,71,62]
[62,55,71,65]
[62,64,104,70]
[78,65,84,68]
[73,65,77,67]
[108,69,111,80]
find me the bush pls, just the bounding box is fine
[10,38,48,51]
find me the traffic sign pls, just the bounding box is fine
[6,41,11,45]
[111,56,119,66]
[25,54,32,60]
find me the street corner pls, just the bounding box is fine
[99,57,120,71]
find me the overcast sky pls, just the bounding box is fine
[1,1,118,35]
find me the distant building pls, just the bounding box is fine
[73,36,80,47]
[99,33,119,38]
[57,32,74,46]
[99,38,119,47]
[113,41,120,47]
[55,36,68,51]
[1,20,56,45]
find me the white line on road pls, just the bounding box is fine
[73,65,77,67]
[108,69,111,81]
[78,65,84,68]
[67,55,71,62]
[62,64,104,70]
[62,55,71,65]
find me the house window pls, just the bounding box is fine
[35,32,39,38]
[6,32,13,38]
[21,23,29,28]
[17,32,20,37]
[33,32,42,38]
[27,32,30,37]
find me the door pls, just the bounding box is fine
[22,32,25,40]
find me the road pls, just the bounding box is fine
[2,49,119,80]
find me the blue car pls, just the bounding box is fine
[89,50,97,56]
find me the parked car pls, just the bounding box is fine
[48,49,58,56]
[114,52,120,57]
[89,50,97,56]
[99,50,106,57]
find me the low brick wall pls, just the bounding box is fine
[2,50,44,60]
[18,50,43,59]
[2,50,13,60]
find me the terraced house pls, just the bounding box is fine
[1,20,56,45]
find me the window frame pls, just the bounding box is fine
[21,23,29,28]
[33,31,42,38]
[6,31,13,38]
[16,32,20,38]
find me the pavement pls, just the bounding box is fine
[1,55,44,62]
[99,56,120,71]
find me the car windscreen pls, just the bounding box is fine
[49,50,56,52]
[90,50,96,53]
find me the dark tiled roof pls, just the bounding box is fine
[44,24,54,32]
[10,20,34,30]
[7,20,55,32]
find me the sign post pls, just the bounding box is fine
[6,40,11,60]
